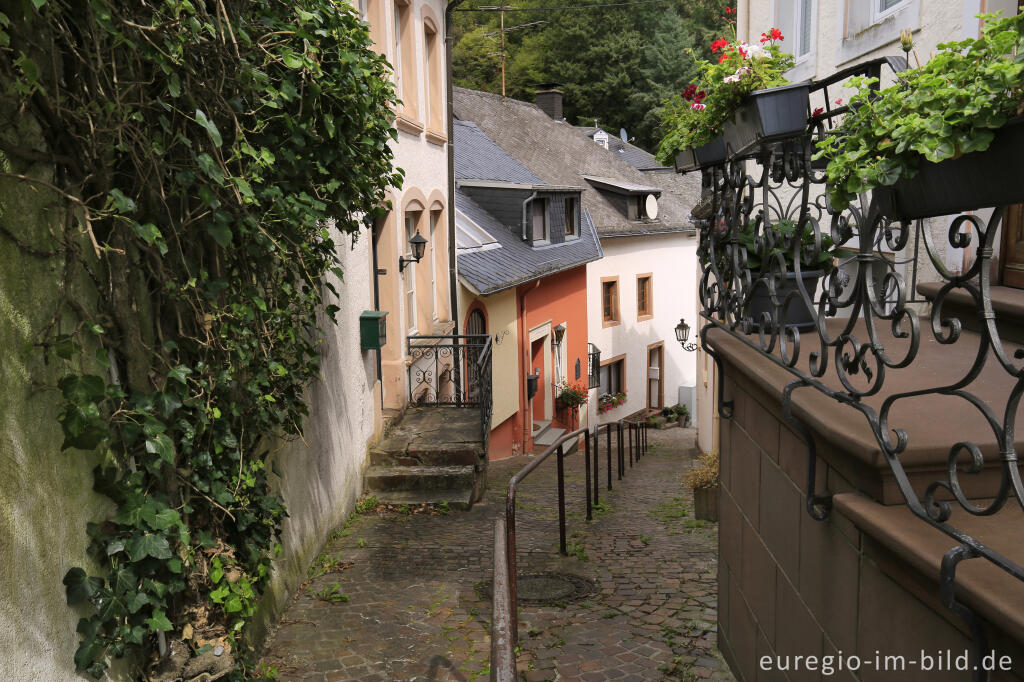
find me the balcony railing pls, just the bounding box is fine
[693,56,1024,675]
[407,333,492,446]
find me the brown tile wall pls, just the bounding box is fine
[717,361,1024,682]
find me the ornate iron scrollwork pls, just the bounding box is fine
[695,57,1024,675]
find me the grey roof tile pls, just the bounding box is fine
[454,88,700,237]
[453,119,543,184]
[455,188,602,295]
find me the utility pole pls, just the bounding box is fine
[480,5,545,98]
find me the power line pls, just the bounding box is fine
[456,0,673,12]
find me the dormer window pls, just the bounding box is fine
[531,199,548,243]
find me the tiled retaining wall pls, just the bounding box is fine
[716,359,1024,682]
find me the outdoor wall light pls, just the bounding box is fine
[399,230,428,272]
[675,318,698,352]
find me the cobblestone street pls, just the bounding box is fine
[260,426,732,681]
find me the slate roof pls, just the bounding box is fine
[576,126,671,173]
[454,120,543,185]
[454,87,700,238]
[455,188,603,296]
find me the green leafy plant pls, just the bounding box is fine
[674,404,690,419]
[657,21,794,163]
[816,12,1024,211]
[356,496,380,514]
[737,219,836,275]
[312,582,350,604]
[1,1,400,678]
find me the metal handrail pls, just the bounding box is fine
[491,415,651,681]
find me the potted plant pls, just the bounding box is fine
[674,404,690,427]
[656,23,796,169]
[816,12,1024,218]
[597,390,627,415]
[737,218,836,330]
[684,452,719,522]
[555,382,588,410]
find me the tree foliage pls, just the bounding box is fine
[452,0,729,149]
[0,0,400,678]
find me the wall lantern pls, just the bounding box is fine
[399,230,428,272]
[675,318,698,352]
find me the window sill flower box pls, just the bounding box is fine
[873,115,1024,220]
[723,81,811,158]
[746,269,823,332]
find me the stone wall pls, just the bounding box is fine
[0,114,377,677]
[0,118,122,682]
[716,356,1024,682]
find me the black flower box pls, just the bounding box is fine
[724,82,811,158]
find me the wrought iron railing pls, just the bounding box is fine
[694,55,1024,676]
[407,333,493,447]
[491,417,649,681]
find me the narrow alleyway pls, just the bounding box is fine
[260,427,733,681]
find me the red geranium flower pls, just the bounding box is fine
[682,84,697,100]
[770,27,784,41]
[760,32,770,43]
[711,38,730,53]
[812,107,824,117]
[834,98,843,105]
[694,90,706,103]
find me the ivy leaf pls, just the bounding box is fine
[145,434,176,465]
[154,392,182,419]
[59,374,107,402]
[108,188,136,214]
[126,592,151,614]
[195,109,223,147]
[168,73,180,98]
[64,567,104,605]
[148,508,181,531]
[128,533,172,561]
[145,609,174,632]
[167,365,191,385]
[207,222,233,247]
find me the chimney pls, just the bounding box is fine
[535,88,563,121]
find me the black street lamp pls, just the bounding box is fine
[399,230,428,271]
[675,318,697,352]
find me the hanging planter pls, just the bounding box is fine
[874,116,1024,220]
[723,81,810,158]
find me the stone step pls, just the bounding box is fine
[364,465,476,492]
[534,426,566,447]
[368,488,475,511]
[369,443,481,468]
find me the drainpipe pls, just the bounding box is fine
[521,191,538,241]
[445,0,464,327]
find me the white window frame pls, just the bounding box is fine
[404,213,418,332]
[429,211,439,322]
[772,0,817,81]
[873,0,909,24]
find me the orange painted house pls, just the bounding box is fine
[454,120,602,458]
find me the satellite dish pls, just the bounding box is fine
[645,194,659,220]
[619,128,628,142]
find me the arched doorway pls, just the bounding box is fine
[465,308,487,402]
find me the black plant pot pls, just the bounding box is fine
[874,116,1024,220]
[724,82,811,158]
[673,137,728,173]
[674,147,699,173]
[746,269,822,331]
[695,136,728,167]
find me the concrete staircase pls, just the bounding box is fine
[364,407,487,509]
[532,419,566,451]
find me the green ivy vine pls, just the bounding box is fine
[1,0,401,678]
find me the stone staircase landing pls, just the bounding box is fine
[365,407,487,509]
